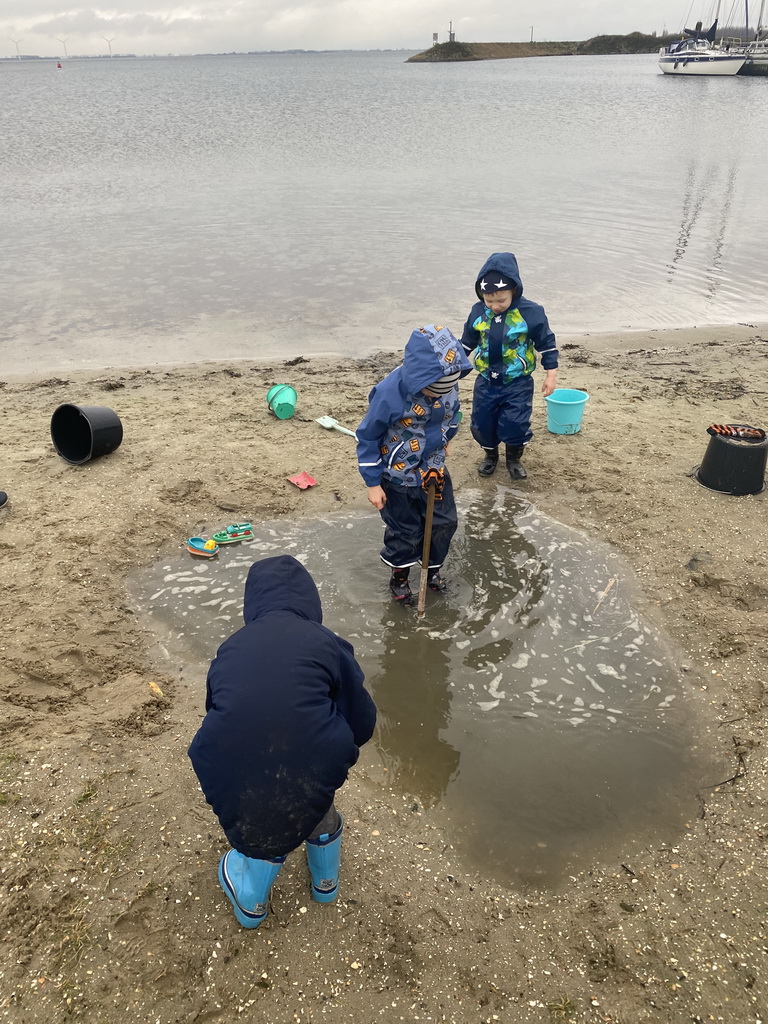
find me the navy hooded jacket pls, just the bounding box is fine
[460,253,558,385]
[188,555,376,859]
[356,324,472,488]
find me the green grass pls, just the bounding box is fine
[75,780,97,804]
[547,997,578,1021]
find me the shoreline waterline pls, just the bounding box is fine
[4,321,767,381]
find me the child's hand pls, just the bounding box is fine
[367,485,386,510]
[420,467,445,500]
[542,369,557,397]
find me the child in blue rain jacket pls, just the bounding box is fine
[461,252,558,480]
[356,324,472,604]
[188,555,376,929]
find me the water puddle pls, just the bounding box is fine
[128,489,709,887]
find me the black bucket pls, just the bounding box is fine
[50,404,123,465]
[695,429,767,496]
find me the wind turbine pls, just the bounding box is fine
[102,35,115,58]
[56,37,69,59]
[9,38,21,60]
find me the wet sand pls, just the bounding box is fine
[0,322,766,1022]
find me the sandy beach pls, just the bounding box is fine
[1,322,767,1023]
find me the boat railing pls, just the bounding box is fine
[722,34,768,52]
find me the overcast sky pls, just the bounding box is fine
[1,2,722,59]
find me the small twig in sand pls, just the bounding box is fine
[592,576,618,616]
[702,736,748,788]
[562,623,631,654]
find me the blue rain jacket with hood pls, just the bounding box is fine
[460,253,558,385]
[356,324,473,488]
[188,555,376,860]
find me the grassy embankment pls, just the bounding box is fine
[407,33,679,62]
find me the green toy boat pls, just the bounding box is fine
[211,524,254,544]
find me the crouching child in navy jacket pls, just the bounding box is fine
[188,555,376,929]
[356,324,472,604]
[461,252,558,480]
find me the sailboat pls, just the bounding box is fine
[658,2,746,74]
[725,0,768,74]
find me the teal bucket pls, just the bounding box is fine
[545,388,589,435]
[266,384,297,420]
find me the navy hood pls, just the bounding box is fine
[400,324,470,395]
[188,554,376,859]
[475,253,523,303]
[243,555,322,625]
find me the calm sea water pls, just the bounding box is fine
[2,51,767,373]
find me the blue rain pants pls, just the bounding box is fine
[470,372,535,449]
[379,472,457,570]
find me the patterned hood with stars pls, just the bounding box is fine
[474,252,524,302]
[461,252,558,383]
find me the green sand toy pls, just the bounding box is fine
[212,524,254,544]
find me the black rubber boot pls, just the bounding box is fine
[505,444,527,480]
[478,447,499,476]
[427,569,448,593]
[389,569,413,604]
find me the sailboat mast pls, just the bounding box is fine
[758,0,766,37]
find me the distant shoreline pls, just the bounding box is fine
[0,36,677,63]
[407,33,678,62]
[1,49,417,62]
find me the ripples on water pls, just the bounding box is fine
[129,490,707,885]
[3,51,766,371]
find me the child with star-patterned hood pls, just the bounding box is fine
[460,252,558,480]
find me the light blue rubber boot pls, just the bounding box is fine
[217,849,285,929]
[305,816,343,903]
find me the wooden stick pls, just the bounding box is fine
[417,482,437,617]
[592,575,618,616]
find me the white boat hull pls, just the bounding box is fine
[659,52,746,74]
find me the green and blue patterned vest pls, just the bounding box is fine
[472,307,535,381]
